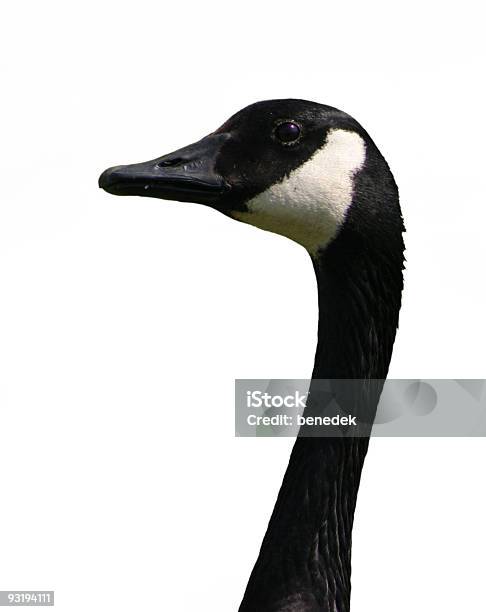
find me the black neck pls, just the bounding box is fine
[311,217,404,382]
[239,167,404,611]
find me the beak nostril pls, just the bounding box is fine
[157,157,185,168]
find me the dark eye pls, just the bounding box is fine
[274,121,301,144]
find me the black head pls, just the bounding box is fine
[99,99,399,256]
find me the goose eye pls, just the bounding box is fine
[274,121,301,144]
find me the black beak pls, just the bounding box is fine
[98,133,231,206]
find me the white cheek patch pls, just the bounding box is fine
[233,129,366,255]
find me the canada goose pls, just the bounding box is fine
[99,99,404,612]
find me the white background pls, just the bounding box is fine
[1,1,485,610]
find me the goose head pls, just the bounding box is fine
[98,99,405,611]
[99,99,398,258]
